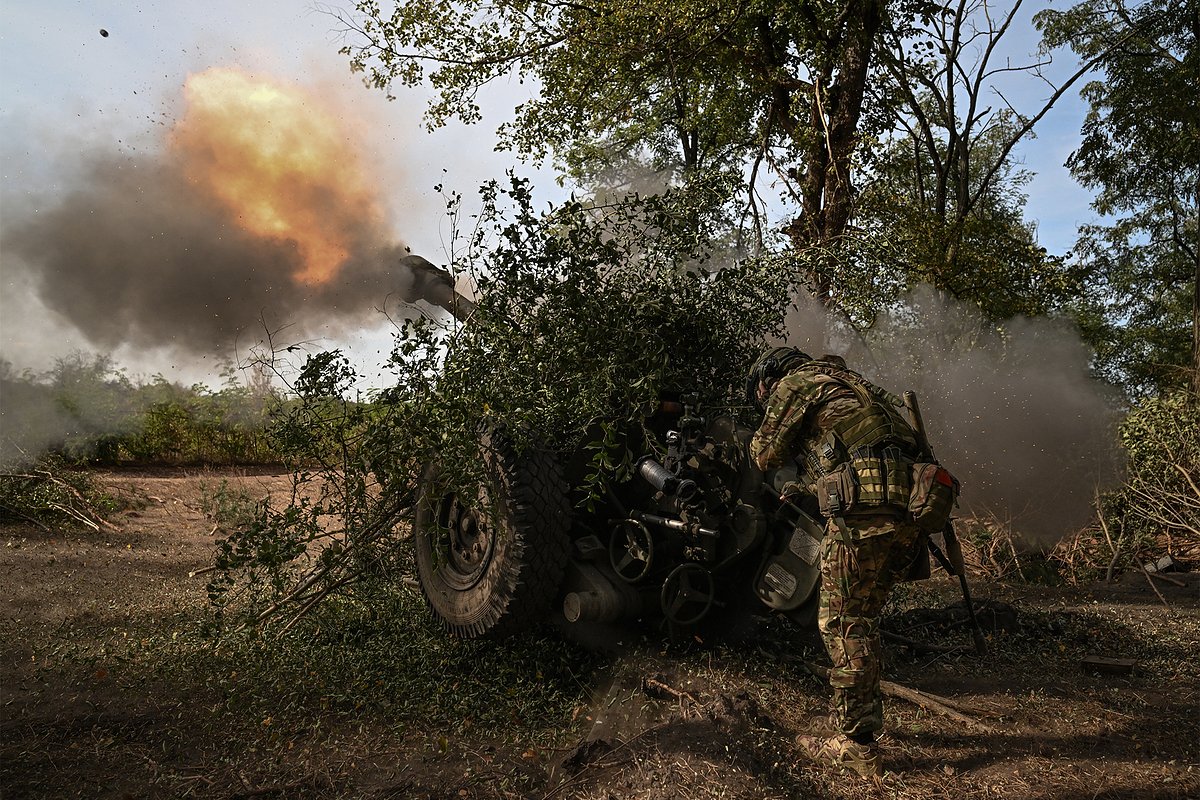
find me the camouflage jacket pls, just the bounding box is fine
[748,362,918,474]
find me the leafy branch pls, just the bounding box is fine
[202,178,808,632]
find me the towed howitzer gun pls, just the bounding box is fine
[413,390,985,650]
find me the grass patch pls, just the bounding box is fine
[104,583,609,743]
[198,479,263,530]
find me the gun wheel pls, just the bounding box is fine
[414,430,571,638]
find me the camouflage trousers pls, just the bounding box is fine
[819,513,921,739]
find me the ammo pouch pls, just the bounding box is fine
[816,464,858,518]
[908,463,960,531]
[815,446,914,516]
[849,445,912,510]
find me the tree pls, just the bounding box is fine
[335,0,1119,323]
[853,127,1079,321]
[329,0,945,301]
[1038,0,1200,395]
[851,0,1115,321]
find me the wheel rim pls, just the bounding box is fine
[435,494,495,590]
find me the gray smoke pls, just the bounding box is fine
[2,151,461,357]
[782,285,1123,544]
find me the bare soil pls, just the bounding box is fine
[2,468,1198,799]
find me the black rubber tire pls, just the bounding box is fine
[413,431,572,638]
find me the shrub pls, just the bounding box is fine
[0,356,281,467]
[205,178,810,628]
[1111,390,1200,553]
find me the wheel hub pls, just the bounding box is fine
[438,496,495,589]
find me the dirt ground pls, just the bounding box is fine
[2,468,1198,799]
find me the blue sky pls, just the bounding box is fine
[0,0,1099,384]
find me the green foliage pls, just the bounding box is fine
[0,355,281,466]
[199,480,264,531]
[335,0,1117,334]
[436,178,796,448]
[1057,391,1200,583]
[1069,220,1196,395]
[334,0,1195,366]
[1110,390,1200,541]
[854,127,1085,321]
[93,584,606,782]
[207,177,806,628]
[203,349,406,627]
[0,354,137,464]
[850,0,1105,323]
[209,585,605,734]
[0,457,117,529]
[334,0,948,251]
[339,0,811,174]
[1038,0,1199,394]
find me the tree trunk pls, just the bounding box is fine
[788,0,885,308]
[1192,246,1199,396]
[821,0,884,244]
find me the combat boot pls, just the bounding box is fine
[795,732,882,778]
[802,712,839,737]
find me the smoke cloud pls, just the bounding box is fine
[2,67,460,358]
[783,285,1123,543]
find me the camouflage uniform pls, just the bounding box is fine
[818,514,920,738]
[750,361,921,742]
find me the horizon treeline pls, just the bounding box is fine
[0,352,281,467]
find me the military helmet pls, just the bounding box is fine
[745,346,811,411]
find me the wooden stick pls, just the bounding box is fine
[642,677,699,707]
[0,505,51,531]
[275,577,359,636]
[881,630,967,655]
[1173,462,1200,503]
[229,779,309,799]
[1143,569,1173,608]
[879,679,993,732]
[1143,568,1186,588]
[805,662,993,732]
[1096,486,1120,582]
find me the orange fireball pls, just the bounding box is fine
[171,67,382,285]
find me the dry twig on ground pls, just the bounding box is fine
[805,662,994,732]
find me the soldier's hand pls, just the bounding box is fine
[779,480,804,501]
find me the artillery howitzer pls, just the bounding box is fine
[412,392,986,648]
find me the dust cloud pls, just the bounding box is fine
[782,285,1123,543]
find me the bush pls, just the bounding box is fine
[1048,391,1200,584]
[205,178,810,628]
[0,355,281,467]
[1110,390,1200,552]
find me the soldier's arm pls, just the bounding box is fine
[749,380,811,471]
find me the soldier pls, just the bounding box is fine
[746,346,925,778]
